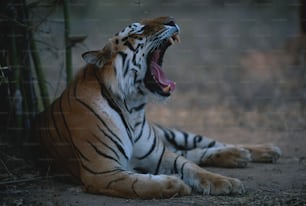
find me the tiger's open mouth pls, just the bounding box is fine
[144,33,180,97]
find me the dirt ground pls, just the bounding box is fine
[1,136,306,206]
[1,155,306,206]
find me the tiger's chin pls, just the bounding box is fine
[144,33,180,98]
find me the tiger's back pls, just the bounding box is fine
[36,63,129,177]
[34,65,95,180]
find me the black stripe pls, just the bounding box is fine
[106,177,127,189]
[134,118,146,142]
[137,26,144,34]
[41,116,80,180]
[180,161,188,180]
[74,146,90,162]
[97,125,129,160]
[97,123,122,145]
[124,100,146,114]
[109,104,132,142]
[133,72,138,85]
[124,100,146,113]
[51,98,91,165]
[42,131,80,180]
[154,145,165,175]
[183,132,188,148]
[164,129,182,150]
[138,88,145,96]
[134,120,143,128]
[73,82,131,148]
[182,150,187,158]
[134,43,143,51]
[147,126,152,140]
[82,164,124,175]
[59,93,90,162]
[124,40,135,51]
[123,60,130,77]
[207,141,216,148]
[137,135,156,160]
[132,53,141,69]
[132,103,146,112]
[199,149,209,162]
[155,125,187,150]
[193,135,203,148]
[87,140,120,164]
[97,78,133,145]
[113,65,117,76]
[74,83,127,162]
[74,96,129,160]
[173,155,180,174]
[92,133,120,160]
[131,179,139,197]
[118,51,128,77]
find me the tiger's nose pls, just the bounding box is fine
[164,17,180,33]
[163,17,176,27]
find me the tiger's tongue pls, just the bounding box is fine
[150,50,176,92]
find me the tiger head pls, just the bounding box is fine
[82,16,180,99]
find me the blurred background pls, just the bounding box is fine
[0,0,305,166]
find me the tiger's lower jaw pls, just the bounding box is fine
[153,88,172,97]
[143,79,174,97]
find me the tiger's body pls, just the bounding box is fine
[34,16,281,199]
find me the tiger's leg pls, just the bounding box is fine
[153,125,251,167]
[191,144,282,166]
[156,149,246,195]
[153,125,281,167]
[153,124,223,150]
[133,125,245,195]
[80,165,191,199]
[175,147,252,168]
[174,144,281,167]
[73,134,190,199]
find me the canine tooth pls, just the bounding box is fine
[163,84,171,93]
[169,37,175,45]
[174,34,181,43]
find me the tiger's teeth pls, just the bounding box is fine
[174,34,181,43]
[163,84,171,93]
[169,37,175,45]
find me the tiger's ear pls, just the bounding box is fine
[82,50,100,65]
[82,42,112,67]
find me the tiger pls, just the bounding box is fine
[33,16,281,199]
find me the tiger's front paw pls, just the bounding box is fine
[157,175,191,198]
[201,147,251,168]
[242,144,282,163]
[196,172,245,195]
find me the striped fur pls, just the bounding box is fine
[34,16,281,199]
